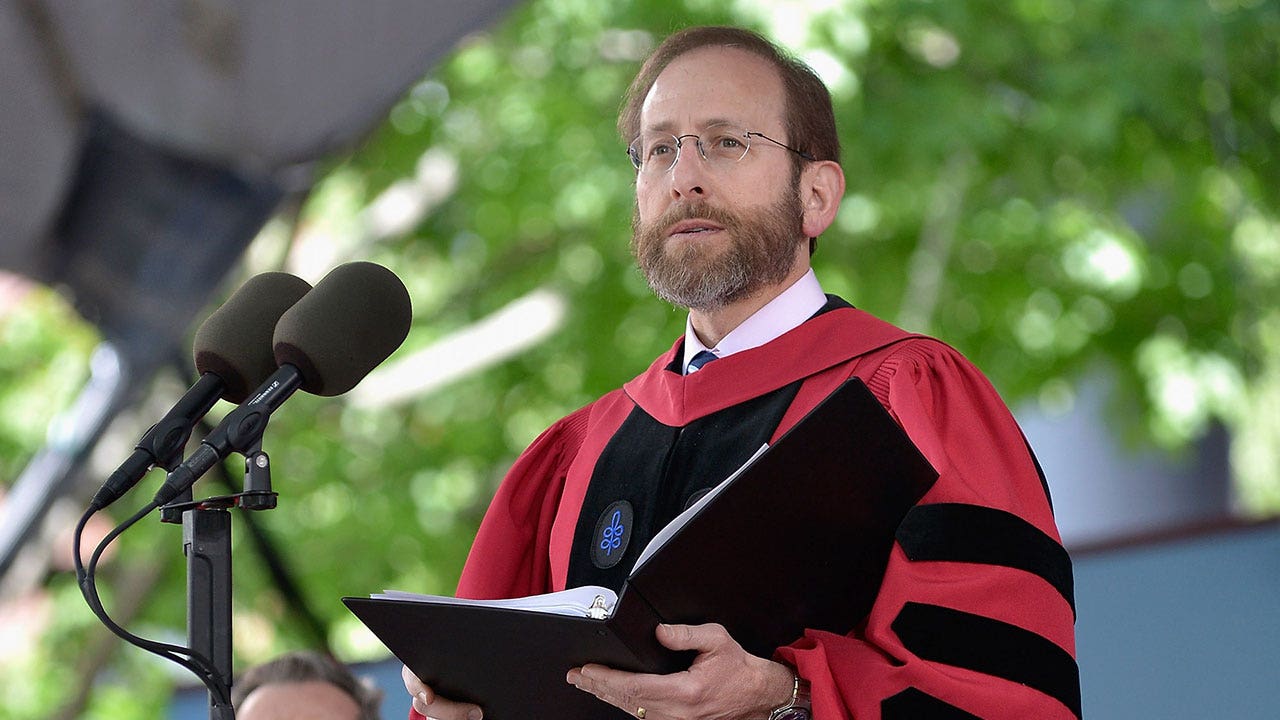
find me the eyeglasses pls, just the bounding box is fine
[627,126,815,176]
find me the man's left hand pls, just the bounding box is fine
[566,622,795,720]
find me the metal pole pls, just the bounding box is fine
[184,506,235,719]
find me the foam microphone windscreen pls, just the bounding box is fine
[193,272,313,403]
[272,261,412,396]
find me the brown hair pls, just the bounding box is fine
[232,650,383,720]
[617,26,840,166]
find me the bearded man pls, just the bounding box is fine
[404,25,1079,720]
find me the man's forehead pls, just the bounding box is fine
[643,117,744,134]
[638,46,785,133]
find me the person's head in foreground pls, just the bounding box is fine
[233,650,383,720]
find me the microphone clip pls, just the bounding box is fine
[240,449,277,511]
[159,440,276,522]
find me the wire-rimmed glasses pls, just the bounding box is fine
[627,126,814,176]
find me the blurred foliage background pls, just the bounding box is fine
[1,0,1277,717]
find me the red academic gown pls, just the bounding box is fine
[410,305,1078,719]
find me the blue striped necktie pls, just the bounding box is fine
[687,350,719,374]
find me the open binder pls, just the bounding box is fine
[344,377,939,720]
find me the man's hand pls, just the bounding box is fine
[401,664,484,720]
[566,623,795,720]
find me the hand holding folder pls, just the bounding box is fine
[344,377,939,720]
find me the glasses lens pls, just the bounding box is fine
[631,133,679,174]
[702,129,750,164]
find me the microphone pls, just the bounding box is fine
[154,261,412,505]
[89,272,312,511]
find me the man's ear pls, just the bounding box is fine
[800,160,846,239]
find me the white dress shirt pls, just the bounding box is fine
[682,269,827,374]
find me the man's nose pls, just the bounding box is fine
[669,142,708,198]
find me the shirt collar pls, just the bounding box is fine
[682,269,826,374]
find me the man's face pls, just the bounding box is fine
[630,46,806,310]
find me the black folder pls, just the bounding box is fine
[344,377,938,720]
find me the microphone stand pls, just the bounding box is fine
[161,439,278,720]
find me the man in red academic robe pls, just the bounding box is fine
[404,26,1078,720]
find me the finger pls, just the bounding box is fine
[401,666,484,720]
[567,664,661,716]
[414,693,484,720]
[402,665,438,713]
[402,664,429,698]
[655,622,730,652]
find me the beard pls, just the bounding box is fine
[630,192,806,311]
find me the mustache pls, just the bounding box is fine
[642,202,739,235]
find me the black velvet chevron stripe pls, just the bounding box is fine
[882,688,981,720]
[892,602,1082,719]
[896,503,1076,616]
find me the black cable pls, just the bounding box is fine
[74,505,201,664]
[75,503,232,707]
[84,503,229,705]
[80,502,223,696]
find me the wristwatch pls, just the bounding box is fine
[767,672,812,720]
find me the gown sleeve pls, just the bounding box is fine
[776,339,1080,719]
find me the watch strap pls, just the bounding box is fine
[767,672,812,720]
